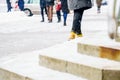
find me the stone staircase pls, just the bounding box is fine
[0,37,120,80]
[0,39,88,80]
[39,37,120,80]
[0,49,87,80]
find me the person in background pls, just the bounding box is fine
[55,0,61,23]
[14,1,19,11]
[96,0,102,13]
[40,0,47,22]
[60,0,69,26]
[18,0,24,11]
[68,0,92,40]
[46,0,55,23]
[6,0,12,12]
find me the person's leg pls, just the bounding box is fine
[19,5,24,11]
[72,9,84,35]
[63,12,68,26]
[56,11,59,22]
[45,7,48,15]
[46,6,50,21]
[41,7,44,22]
[7,2,12,12]
[21,5,24,11]
[48,5,53,22]
[96,0,102,13]
[69,9,84,40]
[57,10,61,22]
[6,0,10,12]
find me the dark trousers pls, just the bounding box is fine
[7,2,12,12]
[19,5,24,11]
[6,0,12,12]
[72,8,84,35]
[63,12,68,24]
[41,7,47,21]
[56,10,61,21]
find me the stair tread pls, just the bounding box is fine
[40,38,120,70]
[78,37,120,50]
[0,38,120,80]
[0,49,87,80]
[39,38,120,80]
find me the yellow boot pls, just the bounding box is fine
[68,32,76,40]
[75,34,83,38]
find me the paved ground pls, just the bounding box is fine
[0,13,70,57]
[0,5,109,58]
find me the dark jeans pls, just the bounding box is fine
[56,10,61,21]
[7,2,12,12]
[63,12,68,24]
[19,5,24,11]
[72,8,84,35]
[41,7,47,21]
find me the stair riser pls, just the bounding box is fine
[77,43,100,57]
[0,68,32,80]
[39,55,67,72]
[103,70,120,80]
[77,43,120,61]
[39,55,120,80]
[100,47,120,60]
[67,62,102,80]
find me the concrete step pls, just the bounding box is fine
[77,37,120,61]
[0,50,87,80]
[39,39,120,80]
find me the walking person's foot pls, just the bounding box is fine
[48,19,52,23]
[64,22,66,26]
[41,20,44,22]
[68,32,76,40]
[57,20,61,23]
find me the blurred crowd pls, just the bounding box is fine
[6,0,108,40]
[6,0,25,12]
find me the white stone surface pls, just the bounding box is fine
[0,47,87,80]
[39,38,120,70]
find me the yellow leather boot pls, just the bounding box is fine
[75,34,83,38]
[68,32,76,40]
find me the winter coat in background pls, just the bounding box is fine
[68,0,92,10]
[40,0,46,8]
[18,0,24,11]
[46,0,54,6]
[60,0,69,13]
[56,2,61,11]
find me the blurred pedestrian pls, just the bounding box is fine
[96,0,102,13]
[55,0,61,23]
[6,0,12,12]
[14,1,19,11]
[18,0,24,11]
[68,0,92,40]
[40,0,47,22]
[46,0,55,23]
[61,0,69,26]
